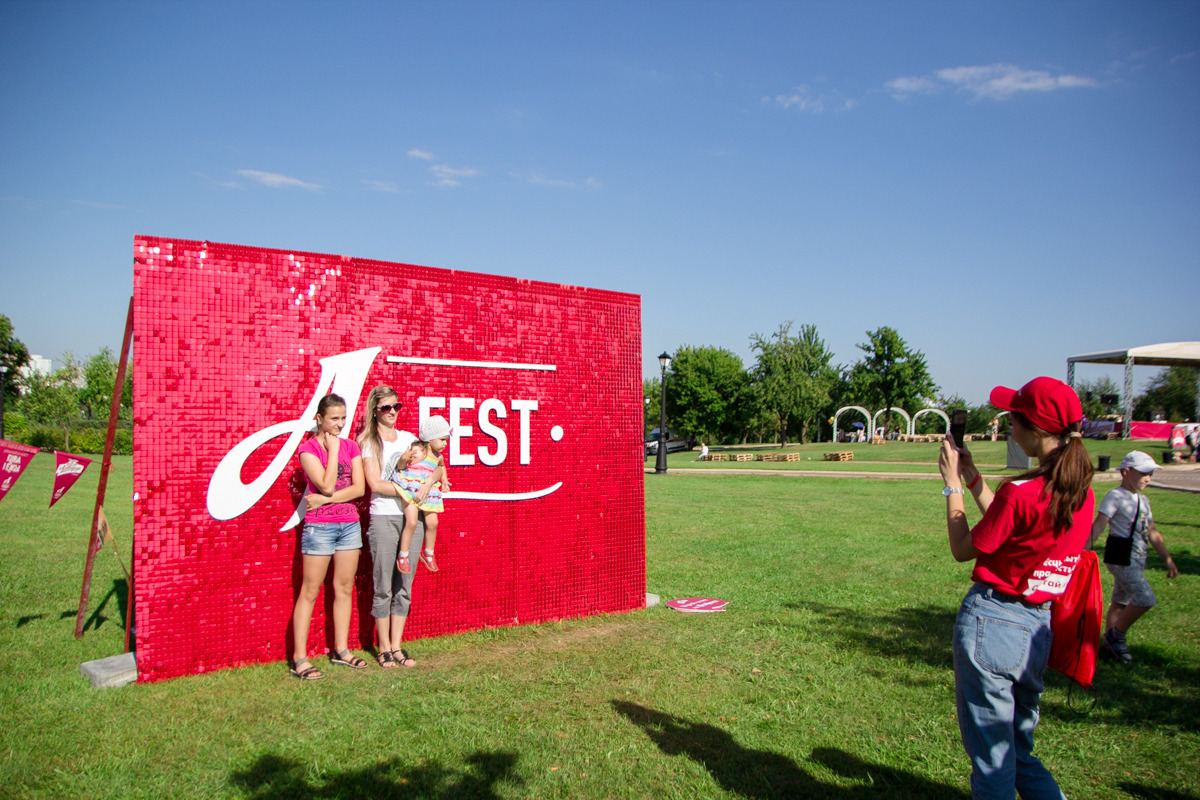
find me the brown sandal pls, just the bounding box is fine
[330,649,368,670]
[289,659,324,681]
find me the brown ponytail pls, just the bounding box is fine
[1008,414,1094,531]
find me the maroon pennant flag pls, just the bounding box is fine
[0,440,40,504]
[50,451,93,508]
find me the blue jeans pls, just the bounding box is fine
[953,584,1066,800]
[301,521,362,556]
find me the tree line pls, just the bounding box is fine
[645,322,1199,447]
[2,313,1193,453]
[1,314,131,453]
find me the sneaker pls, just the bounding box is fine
[419,550,439,572]
[396,554,412,574]
[1104,628,1133,664]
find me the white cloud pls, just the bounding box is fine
[236,170,321,191]
[1171,51,1197,64]
[888,63,1097,101]
[362,179,400,193]
[408,148,436,161]
[429,164,480,188]
[195,172,242,189]
[523,173,603,190]
[765,85,855,113]
[884,75,938,99]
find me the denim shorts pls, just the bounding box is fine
[1107,563,1157,608]
[301,521,362,556]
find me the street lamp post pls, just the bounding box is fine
[655,351,671,474]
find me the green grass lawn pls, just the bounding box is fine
[2,456,1197,799]
[654,438,1173,473]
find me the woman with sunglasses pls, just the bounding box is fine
[357,385,444,667]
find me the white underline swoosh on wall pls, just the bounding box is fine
[386,356,556,371]
[444,482,563,501]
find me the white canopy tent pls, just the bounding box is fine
[1066,342,1200,439]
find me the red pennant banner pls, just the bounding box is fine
[0,440,40,504]
[50,451,93,508]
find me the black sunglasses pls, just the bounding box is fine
[377,403,402,414]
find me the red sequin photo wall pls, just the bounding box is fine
[132,236,645,682]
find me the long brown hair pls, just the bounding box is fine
[1007,412,1094,531]
[356,385,398,458]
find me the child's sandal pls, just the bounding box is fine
[396,554,412,574]
[289,659,324,681]
[330,649,367,669]
[419,551,439,572]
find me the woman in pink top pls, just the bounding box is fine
[289,393,366,680]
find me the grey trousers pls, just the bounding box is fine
[366,512,425,618]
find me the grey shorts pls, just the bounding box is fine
[1107,562,1157,608]
[366,513,425,619]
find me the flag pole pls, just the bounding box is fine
[75,297,134,639]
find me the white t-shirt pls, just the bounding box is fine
[1098,486,1152,562]
[360,429,417,516]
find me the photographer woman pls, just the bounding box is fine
[939,377,1094,799]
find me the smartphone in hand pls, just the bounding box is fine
[950,410,968,449]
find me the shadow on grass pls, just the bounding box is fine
[1118,783,1200,800]
[1042,651,1200,733]
[612,701,968,799]
[783,602,956,670]
[1147,548,1198,576]
[229,750,520,799]
[81,578,128,633]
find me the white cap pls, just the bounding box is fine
[419,415,452,442]
[1120,450,1158,473]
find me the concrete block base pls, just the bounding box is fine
[80,652,137,689]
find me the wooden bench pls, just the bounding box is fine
[704,453,729,461]
[824,452,854,462]
[730,453,755,462]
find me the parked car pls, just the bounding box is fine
[645,428,690,455]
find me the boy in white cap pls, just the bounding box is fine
[1090,451,1179,663]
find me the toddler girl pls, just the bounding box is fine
[393,415,451,573]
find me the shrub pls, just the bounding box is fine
[26,427,66,451]
[2,412,28,442]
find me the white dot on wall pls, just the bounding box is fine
[551,425,564,441]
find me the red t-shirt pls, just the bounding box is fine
[970,478,1095,604]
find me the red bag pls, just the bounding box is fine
[1049,549,1103,689]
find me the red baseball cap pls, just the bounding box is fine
[990,376,1082,434]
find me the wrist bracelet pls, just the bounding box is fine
[966,473,981,490]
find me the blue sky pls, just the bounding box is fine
[2,1,1197,404]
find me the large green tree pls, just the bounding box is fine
[0,314,30,408]
[750,322,837,446]
[80,347,132,420]
[665,345,748,445]
[1133,367,1199,422]
[1075,375,1122,420]
[643,377,661,437]
[19,352,83,449]
[847,326,938,433]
